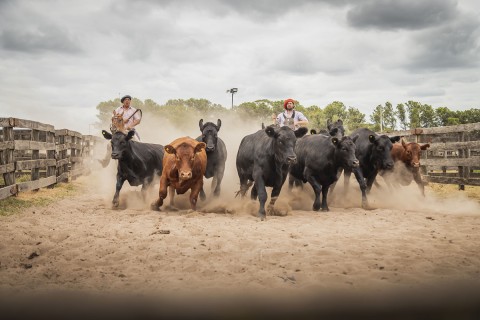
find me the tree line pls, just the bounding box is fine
[96,98,480,134]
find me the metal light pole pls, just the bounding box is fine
[226,88,238,108]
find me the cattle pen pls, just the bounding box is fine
[0,117,104,201]
[1,117,480,201]
[383,122,480,187]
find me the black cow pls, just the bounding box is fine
[102,130,164,207]
[289,135,359,211]
[236,125,308,220]
[343,128,400,208]
[310,119,345,138]
[196,119,227,199]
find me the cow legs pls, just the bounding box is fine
[213,168,224,197]
[112,175,125,208]
[189,180,203,210]
[199,187,206,201]
[152,176,168,211]
[321,184,330,212]
[251,184,258,200]
[352,168,369,209]
[366,173,378,194]
[253,172,267,220]
[413,168,425,196]
[305,169,322,211]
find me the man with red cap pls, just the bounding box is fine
[275,98,309,129]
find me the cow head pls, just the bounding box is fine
[102,130,135,160]
[199,119,221,153]
[110,110,126,133]
[265,126,308,165]
[332,136,359,169]
[368,134,401,170]
[165,141,206,181]
[401,140,430,168]
[327,119,345,138]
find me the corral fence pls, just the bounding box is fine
[384,122,480,187]
[0,117,105,200]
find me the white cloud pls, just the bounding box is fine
[0,0,479,133]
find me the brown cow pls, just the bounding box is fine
[380,139,430,196]
[151,137,207,211]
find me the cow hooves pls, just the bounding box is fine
[321,207,330,212]
[150,204,161,211]
[112,201,119,208]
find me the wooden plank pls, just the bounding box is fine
[0,141,15,150]
[422,157,480,167]
[70,156,83,163]
[57,172,69,183]
[427,141,480,151]
[55,129,69,136]
[15,118,55,132]
[0,163,15,174]
[56,159,69,167]
[56,144,69,151]
[425,176,480,186]
[16,176,56,192]
[14,140,56,151]
[0,117,16,127]
[0,185,18,200]
[16,159,57,170]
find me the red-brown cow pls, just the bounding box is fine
[151,137,207,211]
[381,139,430,196]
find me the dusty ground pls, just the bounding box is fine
[1,120,480,317]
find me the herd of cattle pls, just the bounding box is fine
[101,118,430,220]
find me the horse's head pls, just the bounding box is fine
[110,110,126,133]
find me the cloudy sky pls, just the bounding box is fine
[1,0,479,133]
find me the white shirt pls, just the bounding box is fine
[115,106,141,129]
[276,110,308,129]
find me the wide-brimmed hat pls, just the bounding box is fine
[121,95,132,103]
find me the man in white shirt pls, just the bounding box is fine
[275,98,309,129]
[115,95,141,139]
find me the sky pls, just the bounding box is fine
[1,0,479,133]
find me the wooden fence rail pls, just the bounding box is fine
[0,117,104,200]
[383,122,480,186]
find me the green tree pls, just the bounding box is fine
[419,103,436,127]
[324,101,347,122]
[405,100,422,129]
[383,102,397,131]
[370,104,383,132]
[435,106,454,126]
[396,103,408,130]
[345,106,366,132]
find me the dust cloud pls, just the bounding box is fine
[85,114,480,216]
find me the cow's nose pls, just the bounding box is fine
[352,160,360,168]
[385,162,394,170]
[287,156,297,164]
[180,171,192,180]
[206,146,215,152]
[111,153,119,159]
[412,162,420,168]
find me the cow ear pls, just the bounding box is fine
[420,143,430,150]
[195,142,206,153]
[368,134,376,143]
[337,119,343,125]
[265,126,276,137]
[199,119,204,131]
[295,127,308,138]
[102,130,112,140]
[401,138,407,148]
[390,136,401,143]
[126,130,135,141]
[310,129,317,135]
[164,145,176,155]
[217,119,221,131]
[331,137,339,146]
[351,134,359,143]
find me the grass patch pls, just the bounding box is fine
[0,182,80,216]
[427,183,480,202]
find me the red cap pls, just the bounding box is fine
[284,98,295,109]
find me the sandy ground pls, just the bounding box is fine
[1,167,480,295]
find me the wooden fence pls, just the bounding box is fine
[384,122,480,186]
[0,117,104,200]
